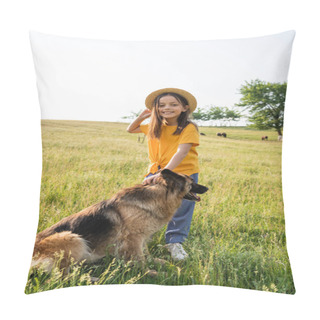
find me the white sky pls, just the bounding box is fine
[30,31,295,123]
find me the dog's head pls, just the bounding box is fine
[160,169,208,202]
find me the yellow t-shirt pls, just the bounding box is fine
[140,123,200,176]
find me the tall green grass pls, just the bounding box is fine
[25,120,294,294]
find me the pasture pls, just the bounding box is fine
[25,120,295,294]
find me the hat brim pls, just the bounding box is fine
[145,88,197,112]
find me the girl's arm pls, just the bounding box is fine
[126,109,151,133]
[143,143,192,185]
[164,143,192,171]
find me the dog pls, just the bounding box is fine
[31,169,208,273]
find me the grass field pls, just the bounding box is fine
[25,120,295,294]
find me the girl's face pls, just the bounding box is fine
[157,95,188,124]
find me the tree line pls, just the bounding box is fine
[124,79,287,136]
[191,106,241,126]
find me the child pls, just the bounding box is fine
[127,88,200,261]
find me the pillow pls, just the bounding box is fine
[26,30,295,294]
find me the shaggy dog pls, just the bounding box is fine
[31,169,208,272]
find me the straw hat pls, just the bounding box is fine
[145,88,197,112]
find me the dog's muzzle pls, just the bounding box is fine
[183,182,208,202]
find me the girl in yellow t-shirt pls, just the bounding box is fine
[127,88,200,261]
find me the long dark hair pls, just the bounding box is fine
[148,92,198,139]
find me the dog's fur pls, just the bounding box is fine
[31,169,208,272]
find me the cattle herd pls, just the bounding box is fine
[215,133,283,141]
[139,131,282,141]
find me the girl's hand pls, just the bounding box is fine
[138,109,152,120]
[126,109,151,133]
[143,173,161,185]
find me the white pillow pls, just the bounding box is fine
[26,31,295,295]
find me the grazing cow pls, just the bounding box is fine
[217,133,222,136]
[200,133,206,136]
[221,132,227,138]
[261,136,268,141]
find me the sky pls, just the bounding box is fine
[30,30,295,124]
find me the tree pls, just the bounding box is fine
[236,79,287,136]
[192,105,241,126]
[208,106,225,124]
[192,107,210,121]
[223,108,241,126]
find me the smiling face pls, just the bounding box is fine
[157,95,189,125]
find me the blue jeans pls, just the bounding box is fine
[144,171,199,244]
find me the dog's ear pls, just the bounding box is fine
[161,169,172,176]
[160,169,180,179]
[160,169,186,192]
